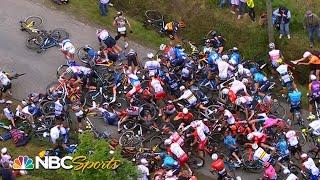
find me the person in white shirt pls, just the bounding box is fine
[216,56,235,82]
[50,125,60,145]
[60,39,75,60]
[144,53,160,77]
[137,158,150,180]
[300,153,320,179]
[285,130,302,157]
[0,71,12,103]
[3,101,15,127]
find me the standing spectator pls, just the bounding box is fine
[99,0,109,16]
[2,162,16,180]
[273,6,291,39]
[304,10,320,48]
[230,0,239,14]
[247,0,255,22]
[237,0,246,20]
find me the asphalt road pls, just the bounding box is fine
[0,0,305,180]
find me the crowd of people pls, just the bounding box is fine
[1,4,320,180]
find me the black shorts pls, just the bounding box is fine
[290,104,301,113]
[1,83,11,93]
[127,55,138,66]
[103,36,116,48]
[289,144,302,155]
[312,64,320,70]
[116,31,127,39]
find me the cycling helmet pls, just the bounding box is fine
[179,86,186,91]
[5,100,12,104]
[247,133,254,141]
[233,47,238,51]
[250,67,258,74]
[251,143,258,150]
[268,42,275,49]
[242,78,248,84]
[211,153,218,161]
[182,108,188,114]
[147,53,154,59]
[221,88,229,95]
[285,130,296,139]
[1,147,7,154]
[140,158,148,165]
[303,51,311,58]
[300,153,308,159]
[116,11,122,16]
[222,55,229,61]
[175,44,182,49]
[164,138,172,145]
[210,31,217,37]
[310,74,317,81]
[159,44,166,51]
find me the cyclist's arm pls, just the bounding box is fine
[126,19,132,30]
[299,62,310,65]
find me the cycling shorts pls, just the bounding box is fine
[290,103,301,113]
[178,153,189,166]
[198,139,208,151]
[102,36,116,48]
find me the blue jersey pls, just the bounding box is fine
[230,52,241,65]
[87,48,98,59]
[253,72,267,84]
[102,111,119,125]
[159,153,178,168]
[224,135,236,149]
[288,91,301,106]
[207,51,219,66]
[277,139,289,156]
[174,48,187,60]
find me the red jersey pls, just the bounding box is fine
[211,159,225,171]
[176,112,194,123]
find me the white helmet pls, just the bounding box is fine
[229,59,237,65]
[247,133,254,140]
[285,130,296,139]
[222,55,229,61]
[164,138,172,145]
[233,47,238,51]
[222,88,229,95]
[238,64,244,74]
[300,153,308,159]
[242,78,248,84]
[211,153,218,161]
[182,108,189,114]
[251,143,258,150]
[179,86,186,91]
[310,74,317,81]
[269,42,275,49]
[1,147,7,154]
[147,53,154,59]
[159,44,166,51]
[303,51,311,58]
[140,158,148,165]
[5,100,12,104]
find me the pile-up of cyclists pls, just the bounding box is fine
[3,25,320,180]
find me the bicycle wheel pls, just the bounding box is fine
[77,46,90,64]
[148,136,163,152]
[119,131,135,147]
[56,65,69,78]
[139,103,158,121]
[41,101,55,116]
[26,35,43,50]
[205,104,221,120]
[46,81,65,97]
[25,16,43,28]
[51,28,69,43]
[84,90,103,107]
[241,152,263,173]
[111,98,128,111]
[145,10,163,21]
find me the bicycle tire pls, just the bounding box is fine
[25,16,43,28]
[41,101,55,116]
[145,10,163,22]
[84,90,104,107]
[111,98,128,111]
[26,35,43,50]
[77,46,90,64]
[56,65,69,78]
[46,81,65,97]
[139,103,158,121]
[51,28,69,43]
[148,136,163,151]
[119,131,135,147]
[241,152,263,173]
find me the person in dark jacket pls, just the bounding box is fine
[1,162,15,180]
[273,6,291,39]
[304,10,320,48]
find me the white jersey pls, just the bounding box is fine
[97,29,109,40]
[276,64,291,83]
[196,126,207,141]
[127,73,140,87]
[216,60,234,79]
[55,100,63,116]
[286,173,298,180]
[137,165,149,180]
[236,95,253,105]
[0,72,10,85]
[303,158,319,176]
[61,39,75,54]
[144,60,160,76]
[169,143,186,158]
[253,147,270,162]
[285,130,299,146]
[69,66,92,75]
[3,108,14,120]
[224,109,235,125]
[269,49,281,62]
[230,80,247,94]
[178,90,197,105]
[150,78,163,93]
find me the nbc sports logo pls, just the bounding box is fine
[13,156,34,170]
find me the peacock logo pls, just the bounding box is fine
[13,155,34,170]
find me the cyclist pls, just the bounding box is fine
[83,45,99,60]
[237,64,252,79]
[162,100,177,122]
[250,67,270,96]
[173,108,194,124]
[54,94,64,122]
[210,153,230,180]
[206,30,225,54]
[164,21,185,40]
[300,153,320,180]
[261,161,277,180]
[268,42,283,69]
[223,131,242,167]
[308,74,320,119]
[287,89,302,125]
[216,55,235,82]
[224,78,250,103]
[123,68,142,99]
[164,139,189,170]
[96,29,122,53]
[203,39,214,54]
[252,143,273,163]
[155,152,180,171]
[229,47,241,66]
[62,66,93,88]
[0,71,12,103]
[137,158,150,180]
[163,72,180,95]
[149,73,166,116]
[285,130,302,157]
[91,102,120,126]
[3,101,16,127]
[291,51,320,79]
[247,131,275,150]
[144,53,160,77]
[113,11,132,49]
[60,39,76,60]
[159,44,175,62]
[276,63,296,92]
[170,45,187,67]
[127,49,139,73]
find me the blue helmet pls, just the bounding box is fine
[250,67,258,74]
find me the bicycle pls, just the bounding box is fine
[84,117,110,139]
[26,28,69,53]
[19,16,43,35]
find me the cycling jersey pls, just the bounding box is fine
[169,132,184,146]
[253,72,268,85]
[164,47,175,61]
[236,95,253,107]
[216,60,234,80]
[127,73,140,86]
[211,159,225,172]
[144,60,160,76]
[310,81,320,98]
[277,139,290,157]
[150,78,164,93]
[0,72,10,85]
[253,147,270,162]
[264,165,277,180]
[288,91,301,106]
[3,107,14,121]
[159,153,179,169]
[99,108,119,125]
[285,130,299,147]
[224,110,235,125]
[203,46,213,54]
[207,51,220,66]
[54,100,63,116]
[276,64,292,83]
[303,158,320,176]
[164,74,179,90]
[252,131,267,144]
[97,29,109,40]
[87,48,98,59]
[127,106,140,116]
[168,143,188,165]
[230,80,247,94]
[114,16,128,33]
[178,89,197,105]
[164,103,176,115]
[224,135,236,149]
[68,66,92,76]
[181,67,191,80]
[61,39,75,54]
[269,49,281,62]
[174,48,187,61]
[229,52,241,65]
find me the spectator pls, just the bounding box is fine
[1,148,13,167]
[99,0,109,16]
[50,124,61,145]
[247,0,255,22]
[304,10,320,48]
[237,0,246,20]
[273,6,291,39]
[2,162,16,180]
[230,0,239,14]
[3,101,16,127]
